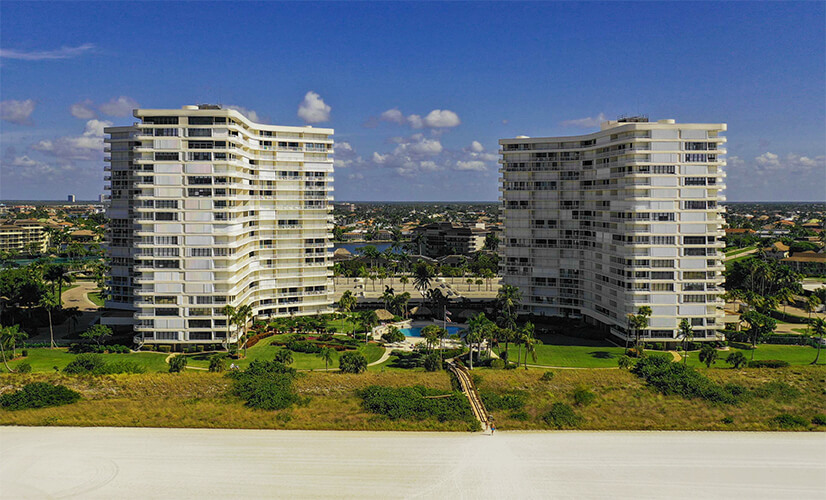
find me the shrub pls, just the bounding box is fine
[543,402,581,429]
[230,360,299,410]
[0,382,81,410]
[490,359,505,370]
[770,414,808,429]
[285,340,321,354]
[339,351,367,374]
[747,360,789,368]
[617,355,634,370]
[105,360,145,374]
[21,349,28,357]
[168,355,188,373]
[389,350,425,369]
[510,411,530,421]
[423,353,442,372]
[631,356,741,404]
[698,344,718,368]
[812,414,826,426]
[158,345,172,353]
[358,385,474,423]
[196,345,205,352]
[480,391,526,411]
[273,349,294,365]
[721,416,734,424]
[63,353,108,374]
[572,387,596,407]
[540,371,555,381]
[208,355,227,373]
[15,362,32,373]
[726,351,748,369]
[752,381,800,401]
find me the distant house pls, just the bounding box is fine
[332,248,353,263]
[762,241,790,260]
[69,229,97,242]
[724,228,756,235]
[782,251,826,275]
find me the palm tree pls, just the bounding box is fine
[45,264,73,308]
[412,232,426,255]
[233,304,253,356]
[1,324,28,359]
[39,293,59,349]
[519,321,535,369]
[523,334,539,369]
[627,306,652,352]
[399,276,409,291]
[475,278,483,291]
[64,306,82,335]
[481,268,495,291]
[377,268,388,288]
[810,317,826,365]
[220,305,236,350]
[496,284,522,331]
[317,346,335,371]
[805,296,821,335]
[466,278,473,292]
[369,274,377,292]
[413,262,434,298]
[678,318,693,365]
[465,320,484,370]
[359,310,379,342]
[776,287,795,316]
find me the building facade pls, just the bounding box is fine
[0,220,49,254]
[412,222,489,257]
[104,105,334,345]
[499,118,726,343]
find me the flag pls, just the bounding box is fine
[444,309,452,323]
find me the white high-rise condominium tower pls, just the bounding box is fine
[499,117,726,344]
[104,105,334,346]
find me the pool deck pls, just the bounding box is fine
[373,320,466,351]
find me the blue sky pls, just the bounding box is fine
[1,1,824,201]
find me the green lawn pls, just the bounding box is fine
[1,348,170,373]
[502,335,627,368]
[325,316,363,334]
[725,246,756,256]
[87,291,104,307]
[725,253,755,271]
[184,334,385,371]
[684,343,825,368]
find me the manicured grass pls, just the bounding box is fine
[725,246,756,256]
[502,335,626,368]
[1,348,170,373]
[184,335,385,371]
[325,317,363,334]
[87,292,104,307]
[725,253,755,271]
[683,343,825,368]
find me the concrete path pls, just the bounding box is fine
[723,248,758,261]
[1,427,824,499]
[367,346,391,367]
[28,281,101,344]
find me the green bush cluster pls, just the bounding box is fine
[168,355,188,373]
[572,387,596,407]
[15,362,32,373]
[69,343,130,354]
[480,391,526,411]
[229,360,299,410]
[769,413,809,429]
[540,371,555,381]
[631,356,742,404]
[339,351,367,373]
[747,360,790,368]
[0,382,81,410]
[542,402,581,429]
[285,340,321,354]
[208,355,227,373]
[812,414,826,426]
[423,353,442,372]
[489,359,505,370]
[752,381,800,401]
[358,385,474,423]
[63,353,146,375]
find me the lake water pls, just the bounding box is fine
[333,242,397,254]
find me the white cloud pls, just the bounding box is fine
[297,91,331,123]
[469,141,485,153]
[407,114,424,129]
[333,141,363,169]
[379,108,405,125]
[99,96,139,117]
[424,109,461,128]
[0,43,95,61]
[225,105,265,123]
[70,99,96,119]
[0,99,35,125]
[562,113,606,128]
[726,151,826,201]
[33,119,112,161]
[371,108,461,129]
[456,160,487,171]
[372,152,387,164]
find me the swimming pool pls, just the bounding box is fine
[400,326,465,337]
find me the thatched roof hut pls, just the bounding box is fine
[374,309,395,322]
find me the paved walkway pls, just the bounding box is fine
[723,248,758,261]
[367,347,391,367]
[2,428,824,499]
[28,281,101,344]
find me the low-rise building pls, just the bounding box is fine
[0,220,49,254]
[412,222,489,257]
[782,251,826,275]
